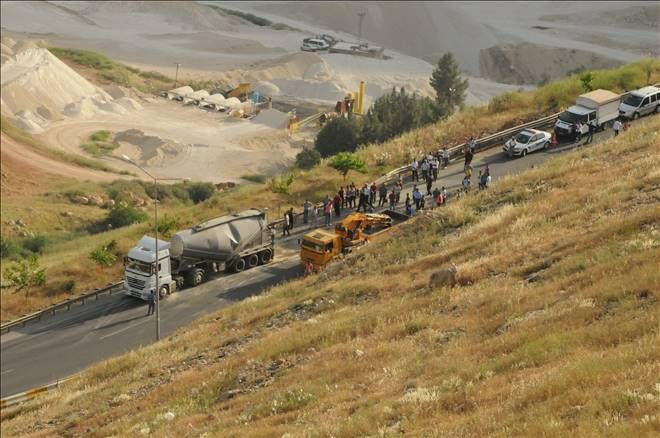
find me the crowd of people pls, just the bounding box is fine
[282,138,493,236]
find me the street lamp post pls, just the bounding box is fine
[174,63,182,89]
[121,155,187,341]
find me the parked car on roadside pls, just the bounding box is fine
[619,86,660,120]
[503,128,551,157]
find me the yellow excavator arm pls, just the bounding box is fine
[334,213,393,242]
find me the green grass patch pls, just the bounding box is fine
[81,131,117,157]
[210,5,300,31]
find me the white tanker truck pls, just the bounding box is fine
[124,209,275,300]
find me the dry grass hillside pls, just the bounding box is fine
[2,116,658,436]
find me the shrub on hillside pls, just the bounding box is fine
[187,183,215,204]
[21,235,48,254]
[0,238,23,259]
[295,148,321,169]
[315,117,361,157]
[107,203,148,228]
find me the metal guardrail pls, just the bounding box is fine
[0,281,124,335]
[0,374,77,409]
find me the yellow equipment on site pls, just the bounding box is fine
[300,210,407,269]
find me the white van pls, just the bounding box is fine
[619,86,660,120]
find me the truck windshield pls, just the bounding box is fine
[126,257,153,275]
[622,94,643,107]
[302,239,325,253]
[558,110,587,124]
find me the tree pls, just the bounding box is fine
[269,173,295,194]
[429,52,469,118]
[328,152,366,180]
[314,117,361,157]
[88,240,118,269]
[3,254,47,303]
[295,148,321,169]
[579,71,595,92]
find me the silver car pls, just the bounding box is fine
[503,129,551,157]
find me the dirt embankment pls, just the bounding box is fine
[479,43,623,85]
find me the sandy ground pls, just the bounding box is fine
[36,98,304,183]
[232,1,658,80]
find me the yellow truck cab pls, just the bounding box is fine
[300,229,342,268]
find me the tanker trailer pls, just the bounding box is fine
[124,209,274,300]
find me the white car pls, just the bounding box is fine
[301,38,330,52]
[503,128,551,157]
[619,86,659,120]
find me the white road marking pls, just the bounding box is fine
[1,368,15,375]
[98,319,150,340]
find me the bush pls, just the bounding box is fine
[295,148,321,169]
[22,235,48,254]
[1,238,23,259]
[107,203,148,228]
[61,279,76,293]
[105,180,148,203]
[269,173,295,194]
[187,183,215,204]
[315,117,361,157]
[241,174,268,184]
[328,153,366,180]
[89,241,118,268]
[157,215,180,237]
[90,130,111,142]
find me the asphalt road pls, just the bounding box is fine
[0,119,647,398]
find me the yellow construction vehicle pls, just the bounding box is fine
[300,210,408,269]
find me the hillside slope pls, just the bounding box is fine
[2,116,659,436]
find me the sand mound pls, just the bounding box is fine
[271,78,348,102]
[224,97,242,109]
[252,81,280,97]
[115,97,143,111]
[541,4,660,31]
[479,43,623,85]
[252,108,290,129]
[1,47,140,131]
[114,128,185,166]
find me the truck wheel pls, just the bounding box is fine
[259,249,272,264]
[233,258,246,273]
[192,269,205,287]
[543,140,550,150]
[521,149,527,157]
[633,112,639,120]
[247,254,259,268]
[158,285,168,299]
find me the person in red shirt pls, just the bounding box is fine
[333,192,342,217]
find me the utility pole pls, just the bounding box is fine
[174,63,181,88]
[357,12,366,45]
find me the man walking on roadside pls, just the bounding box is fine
[412,186,422,210]
[426,173,433,196]
[613,118,622,137]
[431,155,439,180]
[441,147,450,169]
[333,192,342,218]
[146,290,155,316]
[303,199,312,224]
[586,120,596,144]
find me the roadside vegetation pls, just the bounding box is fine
[1,58,658,321]
[2,116,658,436]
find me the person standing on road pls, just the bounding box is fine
[394,178,402,204]
[613,118,622,136]
[378,183,388,207]
[462,175,471,192]
[339,187,345,209]
[370,182,378,206]
[389,189,396,209]
[311,203,318,226]
[412,186,422,210]
[411,159,419,182]
[425,173,433,196]
[586,121,596,144]
[575,122,583,143]
[405,193,413,216]
[146,290,155,316]
[421,159,430,181]
[303,200,312,224]
[282,211,290,236]
[442,147,450,168]
[324,199,332,226]
[431,155,439,180]
[347,183,356,208]
[464,144,474,168]
[287,208,295,233]
[333,192,342,217]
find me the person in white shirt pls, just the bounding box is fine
[613,119,622,136]
[441,147,450,168]
[411,160,419,182]
[420,160,430,180]
[431,156,439,180]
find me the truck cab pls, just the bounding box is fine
[555,105,593,137]
[124,235,174,300]
[300,229,342,269]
